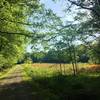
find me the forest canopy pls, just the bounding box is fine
[0,0,100,70]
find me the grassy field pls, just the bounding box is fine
[0,63,100,100]
[23,63,100,100]
[25,63,100,75]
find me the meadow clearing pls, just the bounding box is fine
[22,63,100,100]
[0,63,100,100]
[25,63,100,76]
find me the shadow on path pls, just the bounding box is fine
[1,66,100,100]
[0,66,35,100]
[0,81,35,100]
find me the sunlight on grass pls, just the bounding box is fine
[23,63,100,100]
[24,63,94,77]
[23,63,100,82]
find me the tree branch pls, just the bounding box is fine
[0,31,33,37]
[67,0,93,10]
[0,18,33,26]
[67,0,100,17]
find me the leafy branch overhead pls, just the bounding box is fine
[0,0,100,70]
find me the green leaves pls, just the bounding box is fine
[0,0,41,68]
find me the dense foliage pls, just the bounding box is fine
[0,0,100,71]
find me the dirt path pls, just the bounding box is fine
[0,65,23,86]
[0,65,33,100]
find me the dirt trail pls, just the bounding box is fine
[0,65,23,86]
[0,65,33,100]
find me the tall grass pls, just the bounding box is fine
[24,63,93,76]
[23,63,100,100]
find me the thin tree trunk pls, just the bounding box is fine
[72,61,76,76]
[63,64,66,75]
[68,43,76,76]
[60,63,62,74]
[73,46,78,74]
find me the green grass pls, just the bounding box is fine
[23,64,100,100]
[1,63,100,100]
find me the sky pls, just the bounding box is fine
[41,0,66,17]
[27,0,75,52]
[40,0,75,21]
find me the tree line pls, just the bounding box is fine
[23,42,100,64]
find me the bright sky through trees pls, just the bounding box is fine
[40,0,75,21]
[27,0,76,52]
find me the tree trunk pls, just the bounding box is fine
[72,61,76,76]
[60,63,62,74]
[73,46,78,74]
[68,43,76,76]
[63,64,66,75]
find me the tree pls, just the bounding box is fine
[77,44,89,63]
[64,0,100,65]
[0,0,41,69]
[47,23,80,75]
[0,0,63,69]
